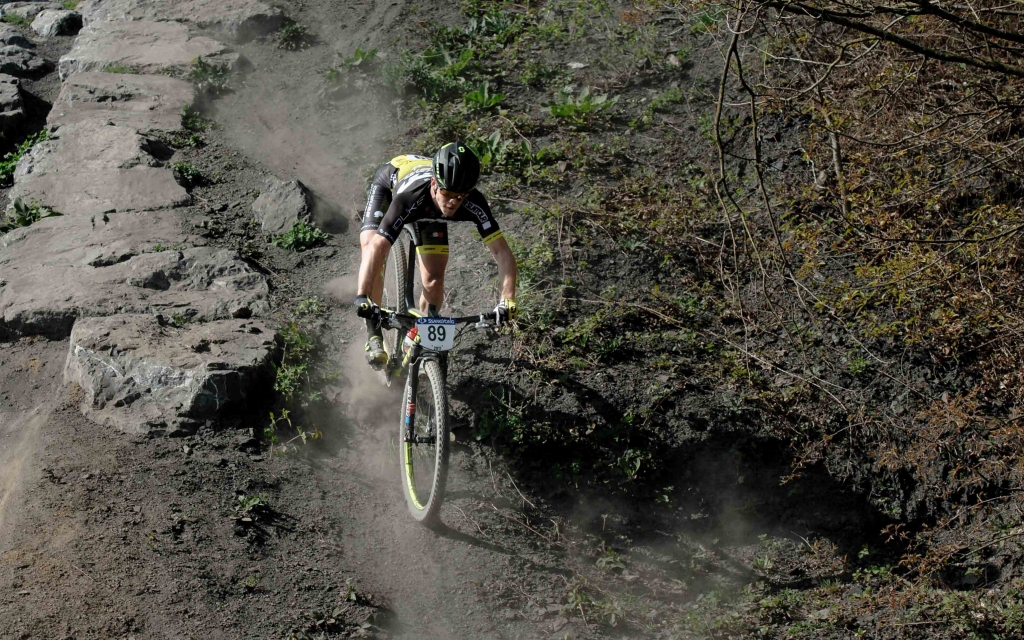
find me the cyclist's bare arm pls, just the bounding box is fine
[488,236,517,300]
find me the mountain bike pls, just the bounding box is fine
[358,223,497,525]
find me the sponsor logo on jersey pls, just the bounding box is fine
[462,200,492,230]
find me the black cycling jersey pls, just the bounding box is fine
[360,155,503,251]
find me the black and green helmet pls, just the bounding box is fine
[432,142,480,193]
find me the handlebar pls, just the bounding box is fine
[357,306,499,330]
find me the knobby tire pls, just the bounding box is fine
[400,359,449,526]
[381,238,409,373]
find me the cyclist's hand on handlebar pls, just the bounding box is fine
[354,295,380,321]
[494,298,517,325]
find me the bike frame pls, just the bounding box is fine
[378,223,497,443]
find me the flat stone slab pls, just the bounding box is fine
[0,208,192,270]
[0,232,269,338]
[77,0,284,42]
[10,120,189,216]
[48,72,194,132]
[0,73,23,135]
[31,9,82,37]
[57,20,241,79]
[65,314,278,434]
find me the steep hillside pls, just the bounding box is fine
[1,0,1022,639]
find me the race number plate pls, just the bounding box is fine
[416,317,456,351]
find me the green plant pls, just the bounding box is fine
[0,129,48,187]
[464,80,504,111]
[381,48,473,100]
[519,60,559,87]
[232,493,271,523]
[543,86,618,125]
[2,14,29,27]
[343,45,379,68]
[271,221,329,251]
[276,22,312,50]
[172,162,207,188]
[1,198,62,232]
[596,548,627,571]
[464,10,522,42]
[238,575,261,591]
[466,130,512,169]
[181,105,210,133]
[188,56,231,95]
[61,0,79,9]
[296,297,327,316]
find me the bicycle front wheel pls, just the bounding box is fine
[380,237,409,371]
[399,359,449,526]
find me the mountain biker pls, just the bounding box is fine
[354,142,518,369]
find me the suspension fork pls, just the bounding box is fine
[404,349,422,443]
[403,233,417,311]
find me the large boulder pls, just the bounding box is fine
[76,0,284,43]
[0,73,23,135]
[252,175,312,235]
[9,121,189,216]
[64,314,278,434]
[57,20,241,79]
[0,2,62,21]
[0,23,34,49]
[31,9,82,37]
[0,44,49,77]
[48,72,195,132]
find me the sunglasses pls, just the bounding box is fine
[435,186,467,202]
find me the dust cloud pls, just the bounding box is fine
[0,406,48,540]
[211,39,394,234]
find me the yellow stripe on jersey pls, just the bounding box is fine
[390,155,432,182]
[482,230,504,245]
[416,245,450,255]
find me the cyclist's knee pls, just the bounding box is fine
[421,272,444,293]
[359,230,377,250]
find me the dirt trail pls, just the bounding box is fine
[0,344,62,543]
[210,1,574,636]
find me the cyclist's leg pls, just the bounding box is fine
[359,165,395,368]
[416,222,449,313]
[360,164,395,305]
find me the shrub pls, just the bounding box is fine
[271,221,329,251]
[343,45,379,68]
[464,80,504,111]
[543,86,618,125]
[188,57,231,95]
[172,162,207,188]
[381,48,473,100]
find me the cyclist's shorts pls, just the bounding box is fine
[415,222,449,256]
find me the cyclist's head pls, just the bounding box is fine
[432,142,480,194]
